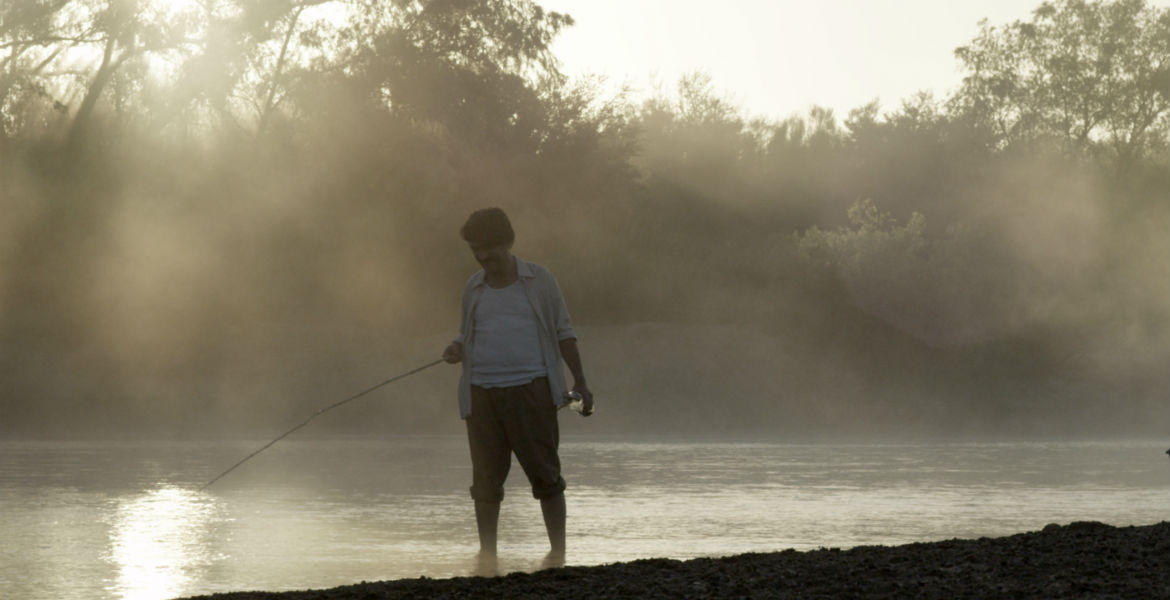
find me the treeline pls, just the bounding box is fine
[1,0,1166,436]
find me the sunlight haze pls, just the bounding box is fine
[1,0,1168,595]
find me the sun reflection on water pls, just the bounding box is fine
[106,486,223,600]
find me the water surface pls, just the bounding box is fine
[1,437,1166,600]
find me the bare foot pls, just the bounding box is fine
[539,550,565,570]
[473,551,498,577]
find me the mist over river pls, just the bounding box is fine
[1,436,1166,600]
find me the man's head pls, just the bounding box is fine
[460,207,514,248]
[461,208,515,275]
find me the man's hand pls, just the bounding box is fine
[559,338,592,416]
[573,383,594,417]
[442,341,464,364]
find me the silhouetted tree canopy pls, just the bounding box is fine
[952,0,1169,175]
[0,0,1166,437]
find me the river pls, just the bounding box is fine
[1,436,1166,600]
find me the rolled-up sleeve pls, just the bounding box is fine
[546,272,576,341]
[455,274,482,418]
[455,274,480,346]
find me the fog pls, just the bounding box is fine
[1,0,1166,440]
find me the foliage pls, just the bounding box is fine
[0,0,1166,436]
[798,199,1051,347]
[951,0,1170,175]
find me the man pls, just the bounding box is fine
[442,207,594,570]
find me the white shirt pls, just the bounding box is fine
[455,257,577,418]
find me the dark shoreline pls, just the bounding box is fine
[182,521,1168,599]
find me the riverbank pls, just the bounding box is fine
[182,521,1167,599]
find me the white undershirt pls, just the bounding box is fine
[470,281,547,388]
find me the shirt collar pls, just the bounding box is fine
[470,256,534,289]
[515,256,535,279]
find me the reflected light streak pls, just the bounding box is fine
[106,487,223,600]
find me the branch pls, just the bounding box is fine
[1,35,109,50]
[257,5,305,137]
[17,42,69,78]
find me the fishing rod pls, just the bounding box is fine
[200,358,445,490]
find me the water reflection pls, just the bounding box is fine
[106,486,223,600]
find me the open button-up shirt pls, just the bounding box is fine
[455,257,577,418]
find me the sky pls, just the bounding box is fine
[541,0,1170,121]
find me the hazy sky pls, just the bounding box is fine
[542,0,1170,120]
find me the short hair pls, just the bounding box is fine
[460,208,514,247]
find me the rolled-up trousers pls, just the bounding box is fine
[466,377,566,502]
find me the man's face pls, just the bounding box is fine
[469,241,512,275]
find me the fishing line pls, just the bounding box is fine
[200,358,445,490]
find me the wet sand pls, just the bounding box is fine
[182,521,1168,599]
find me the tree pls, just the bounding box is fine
[951,0,1169,175]
[0,0,576,147]
[63,0,212,148]
[323,0,571,152]
[0,0,86,142]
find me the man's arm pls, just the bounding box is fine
[559,337,593,416]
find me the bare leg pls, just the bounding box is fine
[473,500,500,576]
[475,500,500,556]
[540,492,566,567]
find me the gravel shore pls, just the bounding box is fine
[182,521,1169,599]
